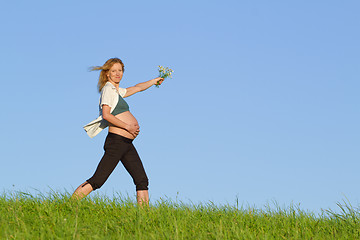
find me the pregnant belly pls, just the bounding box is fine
[108,111,139,139]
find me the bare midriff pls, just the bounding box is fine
[108,111,139,139]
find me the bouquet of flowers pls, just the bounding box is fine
[155,65,174,87]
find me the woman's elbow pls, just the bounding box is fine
[133,85,144,93]
[102,113,111,121]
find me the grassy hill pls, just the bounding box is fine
[1,191,359,239]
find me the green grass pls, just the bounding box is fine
[1,191,359,239]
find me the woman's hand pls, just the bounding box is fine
[126,124,140,138]
[153,77,164,86]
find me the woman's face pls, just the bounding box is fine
[107,63,123,84]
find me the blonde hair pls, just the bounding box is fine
[90,58,125,92]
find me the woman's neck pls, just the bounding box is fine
[108,80,119,89]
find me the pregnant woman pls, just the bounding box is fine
[71,58,164,205]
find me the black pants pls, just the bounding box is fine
[87,132,149,191]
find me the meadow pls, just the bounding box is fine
[1,191,359,239]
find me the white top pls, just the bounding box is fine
[83,82,127,138]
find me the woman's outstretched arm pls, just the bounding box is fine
[124,77,164,98]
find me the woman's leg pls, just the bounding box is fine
[72,133,128,200]
[121,143,149,206]
[137,190,149,206]
[71,181,93,200]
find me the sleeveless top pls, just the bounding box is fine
[111,94,129,115]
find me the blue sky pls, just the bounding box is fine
[1,0,359,213]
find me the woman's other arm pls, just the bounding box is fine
[102,105,139,137]
[124,77,164,98]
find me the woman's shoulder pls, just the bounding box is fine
[102,81,116,90]
[100,83,116,100]
[101,81,126,97]
[101,82,116,94]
